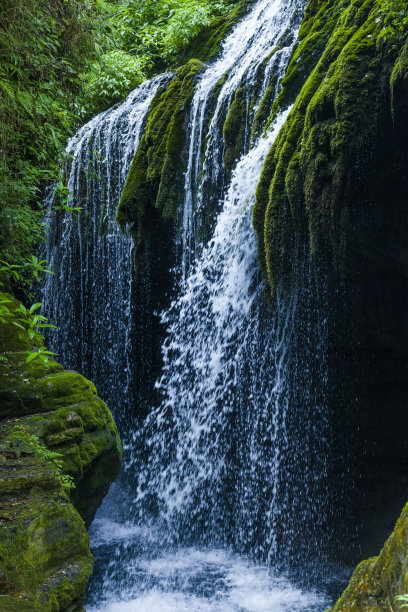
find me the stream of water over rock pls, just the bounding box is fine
[43,0,351,608]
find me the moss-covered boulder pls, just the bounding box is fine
[329,502,408,611]
[116,59,205,265]
[0,292,122,610]
[223,87,247,170]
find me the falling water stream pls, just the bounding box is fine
[43,0,349,609]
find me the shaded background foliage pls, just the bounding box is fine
[0,0,238,291]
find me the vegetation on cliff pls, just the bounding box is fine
[253,0,408,297]
[0,0,107,287]
[0,0,243,295]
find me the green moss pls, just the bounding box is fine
[0,493,93,611]
[223,88,247,170]
[178,1,247,64]
[264,0,346,130]
[391,39,408,120]
[253,0,403,297]
[212,71,229,104]
[0,298,122,609]
[117,60,205,262]
[251,76,279,143]
[329,502,408,610]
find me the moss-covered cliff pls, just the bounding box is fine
[0,292,122,611]
[252,0,408,603]
[329,502,408,611]
[116,59,205,264]
[253,0,407,295]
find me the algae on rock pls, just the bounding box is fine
[117,60,205,265]
[0,291,122,611]
[328,502,408,611]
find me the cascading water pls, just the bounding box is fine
[42,0,347,609]
[181,0,301,275]
[43,74,170,424]
[130,111,333,569]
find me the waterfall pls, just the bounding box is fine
[132,115,332,568]
[181,0,301,275]
[125,0,333,569]
[43,75,169,420]
[43,0,340,608]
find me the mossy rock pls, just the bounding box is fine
[328,502,408,610]
[263,0,346,131]
[117,60,205,266]
[178,1,247,65]
[223,87,247,170]
[0,292,122,609]
[253,0,405,297]
[0,492,93,612]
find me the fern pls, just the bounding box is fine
[10,428,76,493]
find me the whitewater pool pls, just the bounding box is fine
[86,517,333,612]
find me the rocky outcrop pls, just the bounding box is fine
[253,0,403,294]
[116,59,205,267]
[329,503,408,611]
[0,292,122,611]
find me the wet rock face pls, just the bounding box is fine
[328,503,408,611]
[328,38,408,606]
[251,0,408,583]
[0,293,122,610]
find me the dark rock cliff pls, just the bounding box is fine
[251,0,408,606]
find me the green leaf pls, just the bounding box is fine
[29,302,43,314]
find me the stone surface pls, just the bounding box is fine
[0,292,122,611]
[329,503,408,611]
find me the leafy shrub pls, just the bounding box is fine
[0,0,239,294]
[379,0,408,41]
[162,1,214,57]
[111,0,237,61]
[81,50,148,117]
[0,0,109,282]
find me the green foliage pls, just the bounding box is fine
[12,300,58,358]
[52,180,83,215]
[0,0,109,284]
[111,0,237,63]
[379,0,408,42]
[10,428,76,492]
[0,0,241,294]
[162,1,214,57]
[81,50,148,117]
[396,595,408,609]
[0,283,57,367]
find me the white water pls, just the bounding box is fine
[43,75,169,414]
[181,0,301,275]
[133,110,293,533]
[86,518,329,612]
